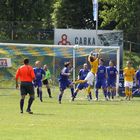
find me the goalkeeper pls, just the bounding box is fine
[42,65,52,98]
[74,49,101,100]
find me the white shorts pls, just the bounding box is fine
[124,81,133,88]
[85,71,95,86]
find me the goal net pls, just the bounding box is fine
[0,43,120,94]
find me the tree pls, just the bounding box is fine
[51,0,95,29]
[99,0,140,43]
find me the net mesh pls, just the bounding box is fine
[0,43,119,88]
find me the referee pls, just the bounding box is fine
[15,58,35,114]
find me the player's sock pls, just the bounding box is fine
[58,93,63,104]
[111,91,114,99]
[103,90,107,99]
[47,88,52,98]
[125,89,129,100]
[39,91,43,102]
[95,89,98,100]
[107,92,111,99]
[70,88,74,97]
[73,92,77,98]
[71,91,77,101]
[20,99,24,113]
[129,90,132,97]
[88,92,92,100]
[37,87,39,97]
[27,97,34,112]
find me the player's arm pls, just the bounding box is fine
[61,68,71,76]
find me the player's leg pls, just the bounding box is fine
[20,95,25,113]
[124,81,130,100]
[87,85,92,101]
[37,87,39,97]
[107,87,111,99]
[101,80,107,100]
[46,83,52,98]
[103,87,108,100]
[26,84,35,114]
[20,83,26,113]
[128,82,133,100]
[58,82,65,104]
[37,81,43,102]
[72,88,80,101]
[111,86,116,99]
[68,81,74,98]
[125,87,129,100]
[85,72,94,101]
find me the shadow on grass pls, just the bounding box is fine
[33,113,55,116]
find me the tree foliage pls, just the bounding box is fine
[99,0,140,42]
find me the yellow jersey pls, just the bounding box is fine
[89,58,99,74]
[123,67,135,82]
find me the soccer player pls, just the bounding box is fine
[72,63,89,101]
[15,58,35,114]
[74,50,101,100]
[95,58,107,101]
[58,62,74,104]
[42,64,52,98]
[106,60,118,100]
[132,65,140,97]
[33,61,45,102]
[123,61,135,100]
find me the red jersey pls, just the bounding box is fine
[15,65,35,82]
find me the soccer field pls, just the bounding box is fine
[0,88,140,140]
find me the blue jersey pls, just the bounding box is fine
[79,69,89,80]
[59,67,70,81]
[136,70,140,82]
[107,66,117,81]
[96,65,106,80]
[34,67,45,81]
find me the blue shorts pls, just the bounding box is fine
[34,80,42,87]
[59,80,72,91]
[77,83,88,90]
[95,79,106,89]
[107,80,116,88]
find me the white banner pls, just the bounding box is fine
[0,58,12,67]
[54,29,123,46]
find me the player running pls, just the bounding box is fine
[58,62,74,104]
[33,61,45,102]
[95,58,107,101]
[123,61,135,100]
[106,60,118,100]
[71,63,89,101]
[43,64,52,98]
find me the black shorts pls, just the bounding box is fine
[42,79,49,85]
[20,82,34,95]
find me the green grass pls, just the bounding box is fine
[0,88,140,140]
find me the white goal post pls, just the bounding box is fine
[0,43,120,95]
